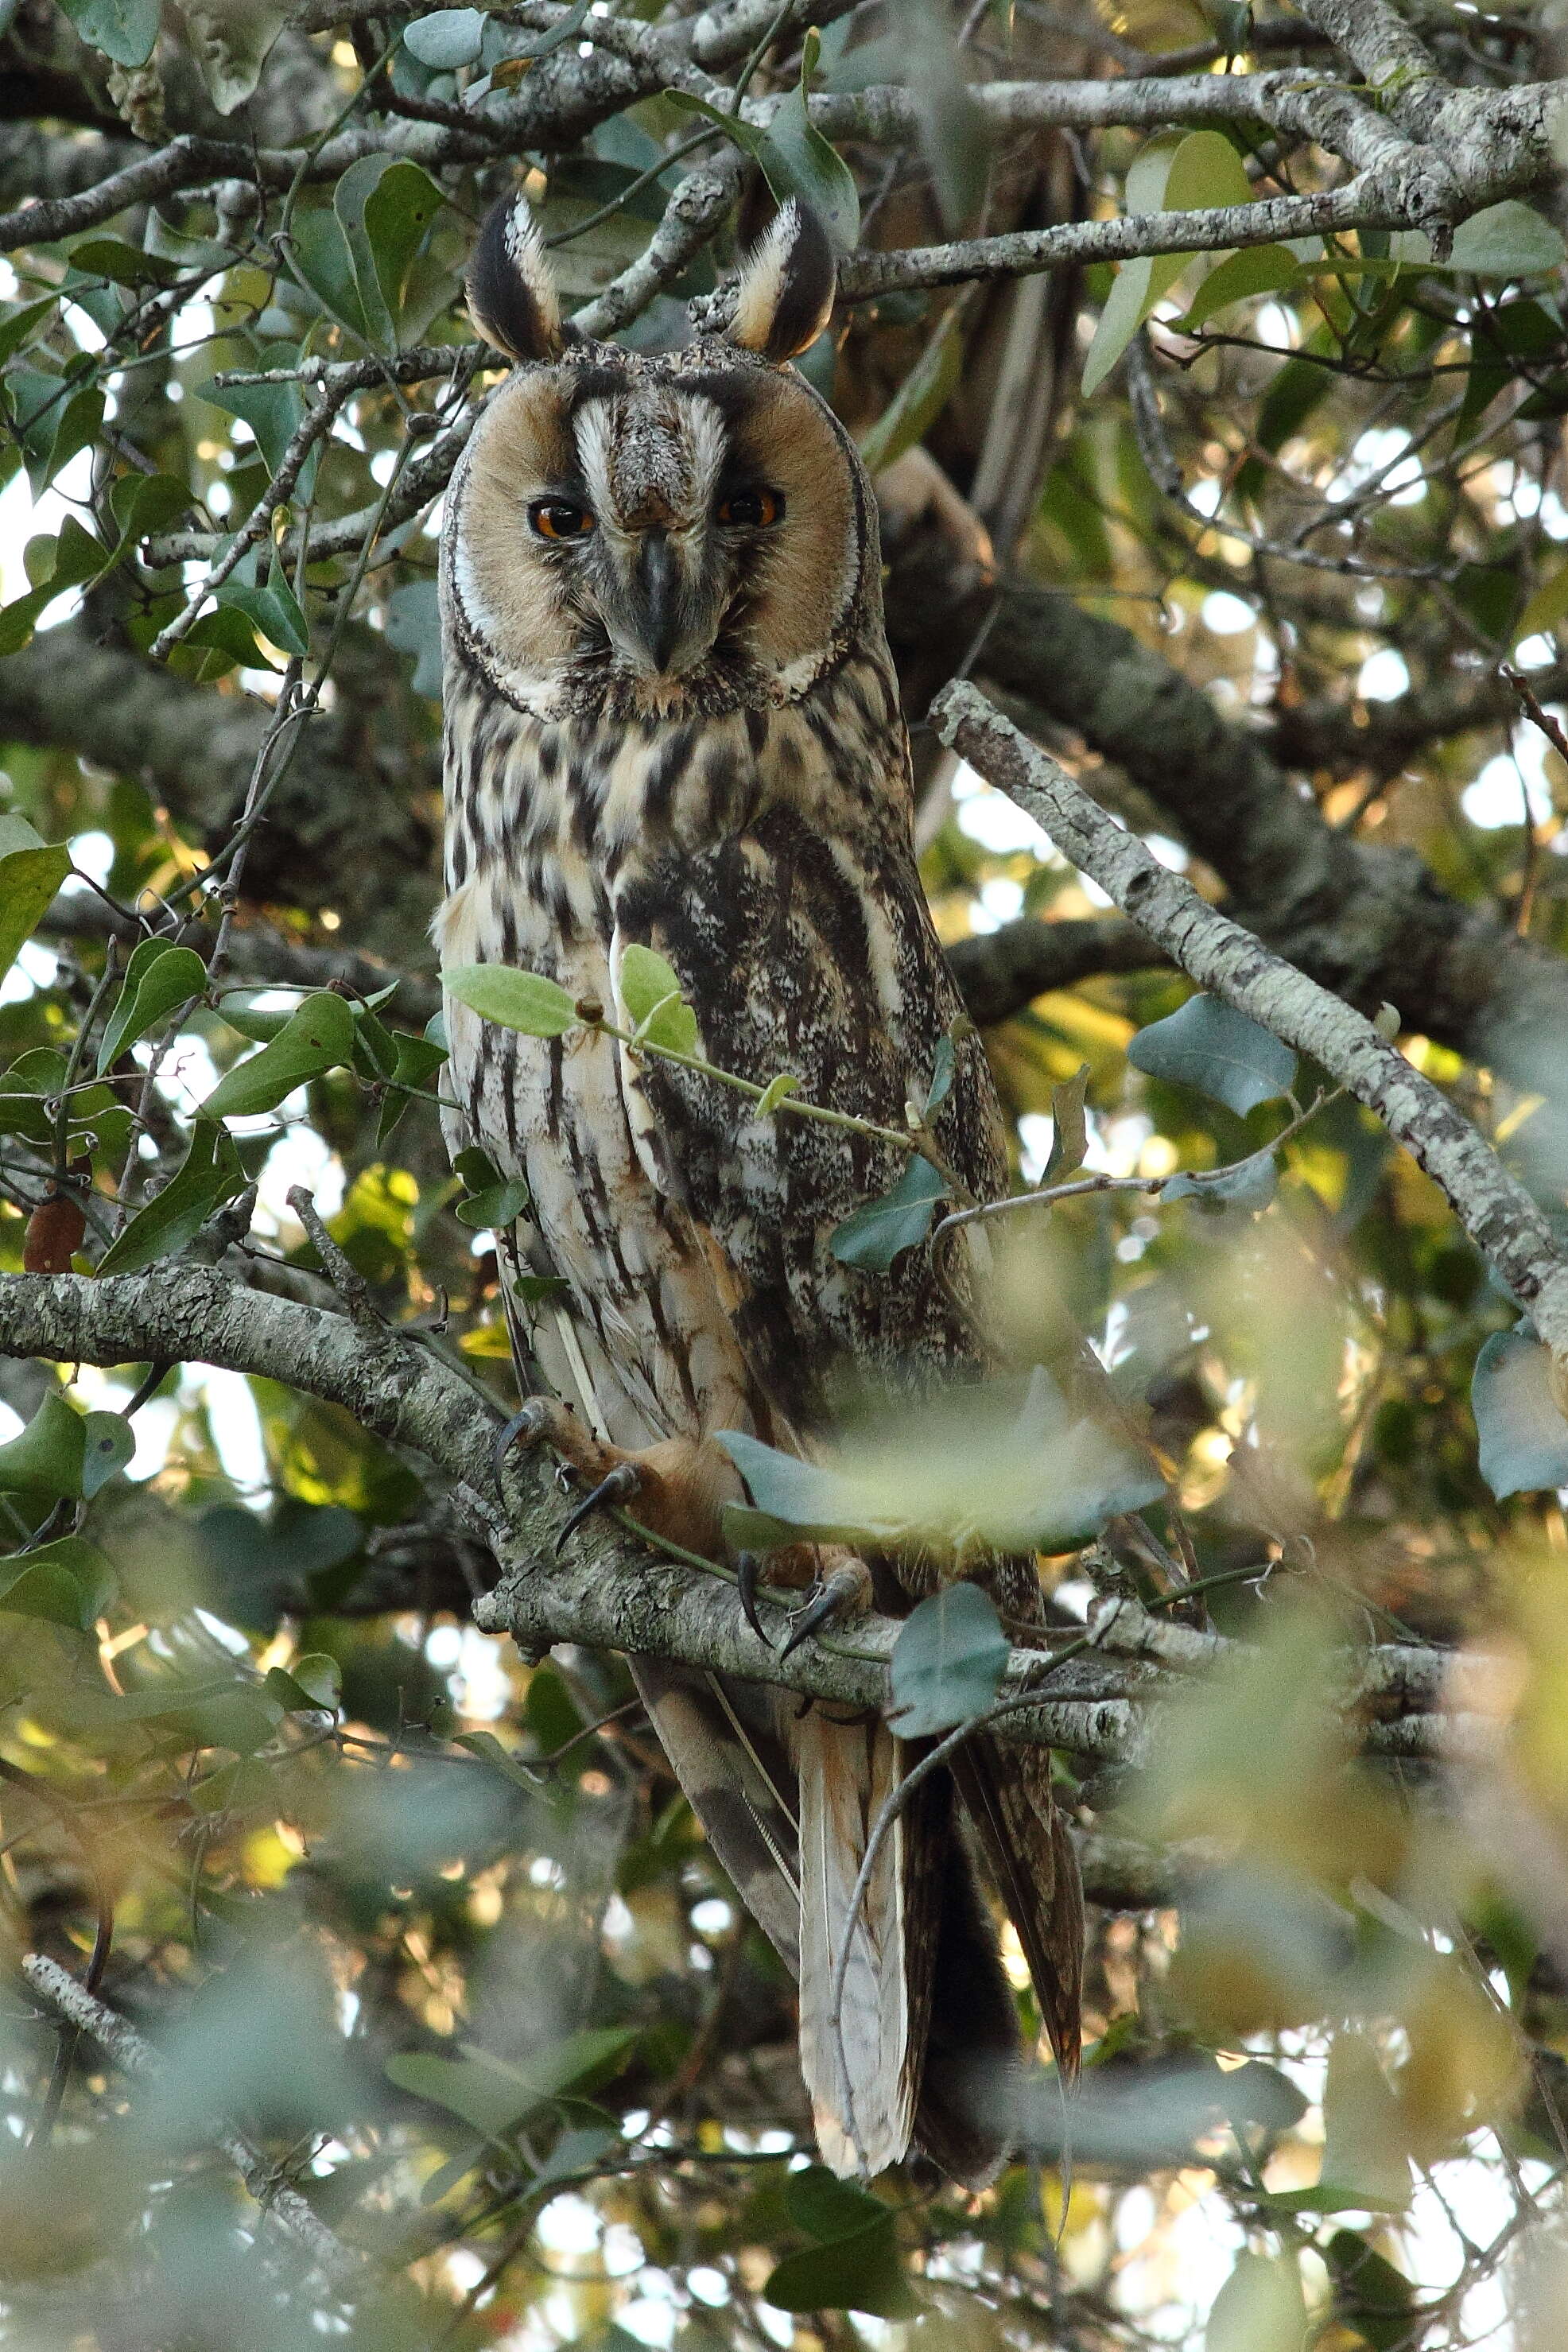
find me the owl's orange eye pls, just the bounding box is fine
[530,499,595,540]
[717,487,782,529]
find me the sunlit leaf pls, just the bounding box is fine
[96,941,208,1073]
[0,1391,87,1497]
[1084,130,1256,394]
[1204,2251,1309,2352]
[444,963,579,1037]
[619,942,699,1054]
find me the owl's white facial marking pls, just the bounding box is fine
[444,343,868,721]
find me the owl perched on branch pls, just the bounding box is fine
[437,192,1082,2180]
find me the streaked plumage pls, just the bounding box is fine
[437,193,1082,2178]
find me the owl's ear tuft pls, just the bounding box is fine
[727,200,836,364]
[468,192,565,362]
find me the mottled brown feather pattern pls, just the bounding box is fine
[439,240,1081,2177]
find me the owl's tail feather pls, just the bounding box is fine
[794,1706,922,2179]
[951,1733,1085,2084]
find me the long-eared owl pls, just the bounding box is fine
[436,191,1082,2180]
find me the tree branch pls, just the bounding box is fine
[21,1954,368,2297]
[932,680,1568,1368]
[945,915,1166,1024]
[0,1262,1481,1768]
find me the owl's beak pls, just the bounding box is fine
[627,528,685,674]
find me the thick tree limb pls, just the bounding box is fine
[0,623,437,955]
[933,681,1568,1367]
[0,1264,1469,1763]
[945,916,1166,1023]
[885,565,1568,1102]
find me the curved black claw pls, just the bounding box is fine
[735,1551,772,1647]
[492,1400,551,1489]
[779,1567,860,1660]
[556,1460,642,1554]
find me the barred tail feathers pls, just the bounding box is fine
[794,1707,922,2178]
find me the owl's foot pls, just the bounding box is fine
[493,1397,742,1558]
[779,1557,874,1659]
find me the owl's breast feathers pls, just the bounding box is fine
[439,638,1006,1443]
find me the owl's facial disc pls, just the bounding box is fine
[452,355,861,712]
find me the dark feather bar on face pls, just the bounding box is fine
[437,185,1084,2181]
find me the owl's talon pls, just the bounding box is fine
[735,1551,772,1647]
[779,1566,862,1660]
[555,1460,643,1552]
[493,1400,553,1488]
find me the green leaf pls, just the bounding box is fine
[96,1121,249,1275]
[81,1412,134,1500]
[200,992,357,1118]
[444,963,579,1038]
[1517,560,1568,643]
[1472,1326,1568,1499]
[0,516,107,656]
[1263,2028,1410,2213]
[0,297,56,367]
[69,239,184,289]
[1322,2230,1415,2351]
[96,941,208,1073]
[196,351,306,479]
[829,1156,949,1270]
[386,578,443,695]
[888,1582,1008,1736]
[404,6,484,65]
[1159,1151,1278,1213]
[1042,1061,1090,1182]
[1438,200,1566,279]
[764,2168,918,2319]
[716,1430,897,1545]
[858,306,964,475]
[0,838,72,983]
[215,551,309,659]
[454,1179,532,1230]
[620,943,699,1054]
[0,1536,115,1630]
[56,0,157,66]
[1178,242,1299,328]
[452,1729,543,1790]
[1084,130,1256,395]
[286,207,372,343]
[0,1392,87,1497]
[336,154,446,351]
[110,469,194,545]
[667,40,860,257]
[171,0,293,109]
[1204,2251,1309,2352]
[264,1652,342,1713]
[387,2028,637,2138]
[756,1072,801,1117]
[887,0,988,234]
[1127,993,1295,1117]
[511,1272,570,1307]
